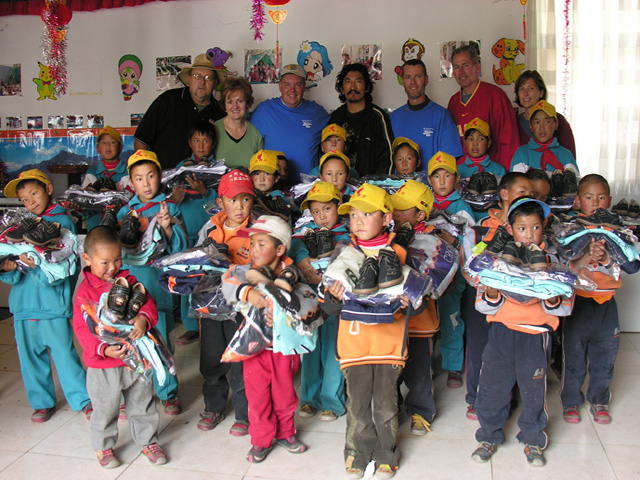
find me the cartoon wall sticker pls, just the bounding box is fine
[33,62,57,100]
[206,47,234,91]
[491,38,525,85]
[297,41,333,89]
[118,54,142,101]
[394,38,425,85]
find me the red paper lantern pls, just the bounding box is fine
[264,0,290,6]
[41,2,72,26]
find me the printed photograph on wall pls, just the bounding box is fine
[394,38,425,85]
[118,54,143,101]
[440,40,481,78]
[87,115,104,129]
[6,117,22,129]
[48,115,64,129]
[66,115,83,129]
[244,49,280,84]
[130,113,144,127]
[491,38,525,85]
[297,41,333,89]
[0,64,21,96]
[156,55,191,92]
[27,116,43,130]
[341,44,382,80]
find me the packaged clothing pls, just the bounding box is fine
[406,233,460,299]
[122,217,168,266]
[161,161,228,191]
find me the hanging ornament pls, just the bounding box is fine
[40,0,72,96]
[264,0,290,68]
[250,0,267,43]
[520,0,528,40]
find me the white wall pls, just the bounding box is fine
[0,0,524,126]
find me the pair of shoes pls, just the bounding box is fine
[246,264,301,292]
[31,407,55,423]
[612,198,629,216]
[298,404,318,418]
[107,277,147,320]
[576,208,623,230]
[549,169,578,198]
[96,448,120,468]
[176,330,199,346]
[590,404,612,424]
[87,177,117,192]
[549,170,564,199]
[410,413,431,436]
[5,217,39,243]
[162,397,181,416]
[142,442,167,465]
[447,371,463,388]
[119,402,127,421]
[100,206,118,230]
[320,410,338,422]
[524,444,546,466]
[82,402,93,421]
[562,405,581,423]
[303,228,336,258]
[471,441,497,463]
[197,411,224,431]
[467,172,498,196]
[375,464,398,479]
[119,210,142,248]
[353,249,403,295]
[229,420,249,436]
[247,444,272,463]
[466,404,478,421]
[276,435,307,454]
[22,218,61,247]
[393,222,415,249]
[629,200,640,218]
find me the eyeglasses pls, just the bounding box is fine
[191,73,215,83]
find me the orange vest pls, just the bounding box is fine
[207,211,251,265]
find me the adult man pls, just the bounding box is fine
[329,63,394,176]
[250,64,328,183]
[134,54,226,168]
[447,45,519,170]
[391,59,462,168]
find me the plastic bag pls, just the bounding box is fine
[59,186,133,212]
[406,233,460,299]
[190,282,237,321]
[161,161,228,190]
[122,217,168,266]
[220,305,272,363]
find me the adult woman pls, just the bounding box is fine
[514,70,576,158]
[214,77,263,169]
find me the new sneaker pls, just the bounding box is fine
[100,177,117,192]
[394,222,415,249]
[590,404,611,424]
[23,220,61,247]
[524,444,546,466]
[320,410,338,422]
[303,230,318,258]
[246,265,277,284]
[612,198,629,216]
[107,277,130,318]
[562,168,578,198]
[353,256,380,295]
[485,225,512,254]
[629,199,640,218]
[274,265,301,292]
[100,206,118,230]
[197,412,224,431]
[162,397,181,416]
[82,402,93,421]
[377,248,403,289]
[96,448,120,469]
[276,435,307,454]
[576,208,623,230]
[229,420,249,436]
[410,414,431,436]
[562,405,581,423]
[247,444,272,463]
[466,404,477,421]
[375,464,398,479]
[466,172,483,196]
[549,169,564,199]
[5,217,38,243]
[119,210,142,248]
[525,244,548,271]
[502,241,526,266]
[471,442,497,463]
[126,282,147,320]
[31,407,55,423]
[298,404,318,418]
[316,227,336,257]
[142,442,168,465]
[481,172,498,195]
[447,370,463,388]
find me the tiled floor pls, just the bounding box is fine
[1,317,639,479]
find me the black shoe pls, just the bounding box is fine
[502,241,526,266]
[394,222,415,249]
[246,265,277,285]
[481,172,498,195]
[5,217,39,243]
[378,248,404,289]
[86,177,104,192]
[100,207,118,230]
[525,244,548,271]
[485,225,512,254]
[303,230,318,258]
[562,169,578,197]
[125,282,147,320]
[612,198,629,216]
[466,172,483,196]
[100,177,117,192]
[202,237,230,256]
[119,211,142,248]
[107,277,130,318]
[576,208,623,230]
[353,257,379,295]
[549,170,564,199]
[23,220,61,247]
[274,265,301,292]
[629,200,639,218]
[315,228,335,258]
[265,195,292,217]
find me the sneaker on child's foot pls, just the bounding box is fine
[466,404,477,421]
[82,402,93,421]
[229,420,249,436]
[345,456,365,479]
[176,330,199,346]
[375,464,398,479]
[298,404,318,418]
[590,404,611,424]
[96,448,120,468]
[142,442,167,465]
[447,371,463,388]
[247,444,272,463]
[197,412,224,431]
[562,405,581,423]
[162,397,181,416]
[277,435,307,454]
[410,413,431,436]
[31,407,55,423]
[471,442,497,463]
[524,444,546,466]
[319,410,338,422]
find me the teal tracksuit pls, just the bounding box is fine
[82,159,130,231]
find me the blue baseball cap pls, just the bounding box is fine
[507,196,551,220]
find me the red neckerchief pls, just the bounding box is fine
[534,139,564,172]
[467,154,488,173]
[41,204,64,217]
[134,199,174,216]
[356,232,389,249]
[434,193,454,210]
[101,160,120,179]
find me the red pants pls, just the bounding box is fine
[244,349,300,448]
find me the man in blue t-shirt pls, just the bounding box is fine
[391,59,462,168]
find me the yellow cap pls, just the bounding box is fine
[301,181,343,211]
[127,149,161,173]
[464,117,491,138]
[319,150,351,171]
[427,151,458,176]
[4,169,51,198]
[391,180,434,215]
[529,100,557,120]
[337,183,393,215]
[321,124,347,142]
[392,136,420,156]
[250,149,279,174]
[97,125,122,145]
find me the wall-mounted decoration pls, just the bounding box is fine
[27,117,43,130]
[66,115,83,129]
[394,38,425,85]
[156,55,191,92]
[6,117,22,129]
[341,44,382,80]
[206,47,235,91]
[491,38,525,85]
[0,64,21,96]
[440,40,481,79]
[118,54,142,101]
[297,41,332,89]
[264,0,289,67]
[245,49,280,84]
[130,114,144,127]
[33,62,57,100]
[40,0,72,96]
[48,116,64,129]
[87,115,104,129]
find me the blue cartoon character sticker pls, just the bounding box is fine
[297,41,333,89]
[118,54,143,101]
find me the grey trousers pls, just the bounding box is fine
[87,367,159,451]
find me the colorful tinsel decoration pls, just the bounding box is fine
[250,0,266,43]
[40,0,72,96]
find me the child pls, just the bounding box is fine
[511,100,580,175]
[171,121,219,346]
[321,123,347,154]
[1,169,91,422]
[427,151,473,388]
[318,150,355,198]
[197,169,254,434]
[319,183,409,479]
[472,197,573,467]
[561,174,626,424]
[251,149,293,220]
[275,151,289,189]
[117,150,187,415]
[457,118,506,178]
[221,215,307,463]
[392,137,421,176]
[290,181,349,421]
[73,226,167,468]
[390,180,440,435]
[526,168,552,202]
